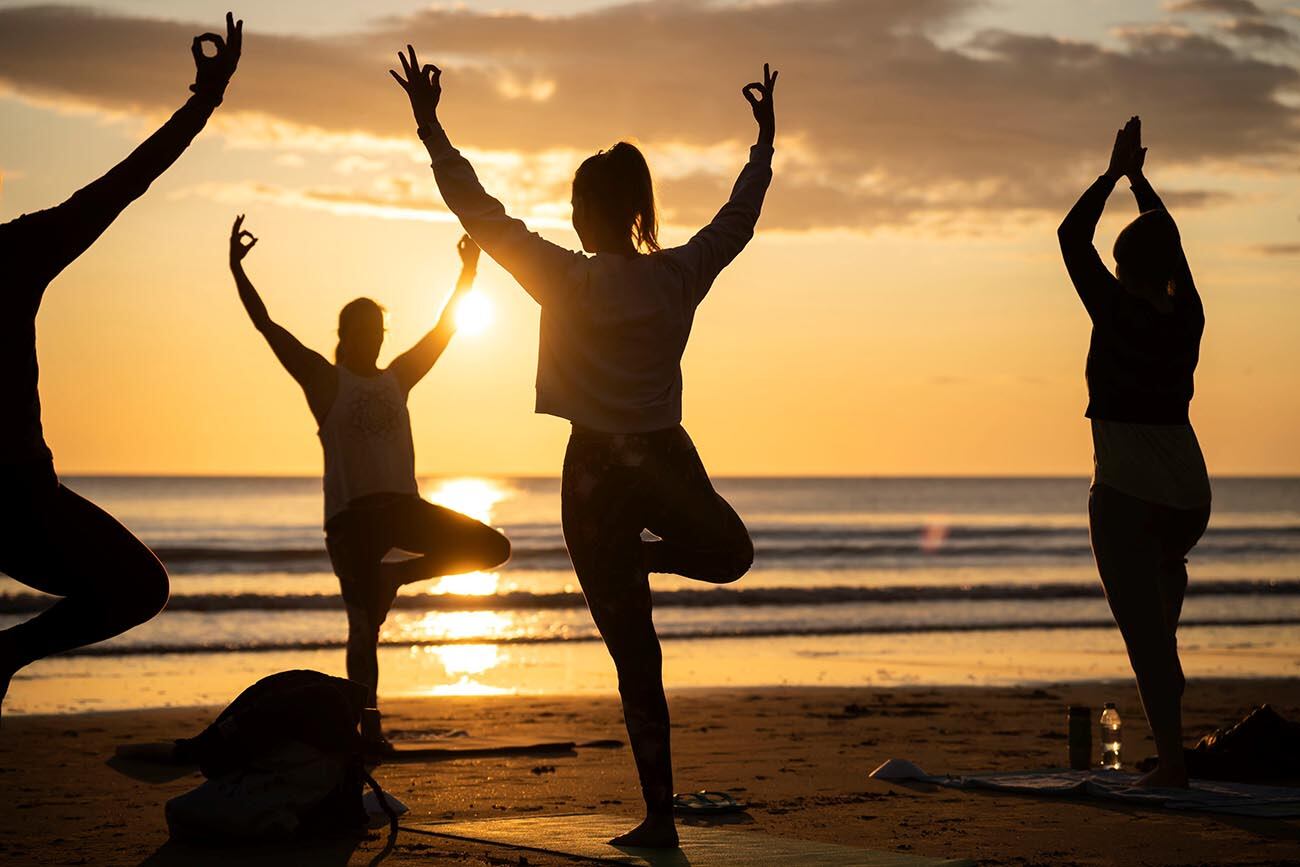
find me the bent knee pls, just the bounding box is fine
[486,532,512,569]
[714,535,754,584]
[121,556,170,625]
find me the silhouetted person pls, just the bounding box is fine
[0,13,244,714]
[228,219,510,751]
[392,47,777,847]
[1058,116,1211,788]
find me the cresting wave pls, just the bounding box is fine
[144,522,1300,573]
[55,616,1300,657]
[3,579,1297,614]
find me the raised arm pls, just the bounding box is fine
[1122,121,1198,306]
[1117,118,1167,215]
[1057,116,1143,317]
[667,63,778,303]
[389,234,480,392]
[389,46,582,306]
[228,216,335,419]
[20,13,242,289]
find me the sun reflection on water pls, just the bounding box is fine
[418,477,511,593]
[401,479,516,693]
[400,610,516,643]
[428,571,500,596]
[408,642,514,696]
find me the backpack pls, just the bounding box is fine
[164,670,399,842]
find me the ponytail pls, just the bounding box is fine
[574,141,659,253]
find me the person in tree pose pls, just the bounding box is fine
[0,13,244,715]
[229,221,510,751]
[392,46,777,845]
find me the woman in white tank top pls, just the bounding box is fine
[228,221,510,751]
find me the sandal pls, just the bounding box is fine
[672,790,748,814]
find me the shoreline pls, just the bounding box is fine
[10,624,1300,717]
[3,681,1299,865]
[8,623,1299,716]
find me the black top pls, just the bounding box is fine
[0,94,219,470]
[1057,174,1203,425]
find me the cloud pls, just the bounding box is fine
[1,1,1297,232]
[1216,17,1297,41]
[1165,0,1266,15]
[1251,242,1300,254]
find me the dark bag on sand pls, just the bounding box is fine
[1139,704,1300,782]
[164,670,398,842]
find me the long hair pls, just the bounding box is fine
[573,141,660,252]
[335,297,386,364]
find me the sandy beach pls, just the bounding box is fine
[3,679,1299,866]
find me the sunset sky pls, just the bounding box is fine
[1,0,1297,476]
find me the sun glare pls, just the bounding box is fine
[428,570,500,596]
[454,291,493,336]
[423,477,510,525]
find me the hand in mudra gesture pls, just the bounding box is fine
[191,12,243,101]
[743,63,779,147]
[390,44,441,132]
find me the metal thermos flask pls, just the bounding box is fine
[1068,705,1092,770]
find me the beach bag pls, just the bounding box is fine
[1138,704,1300,782]
[1186,704,1300,782]
[164,670,398,842]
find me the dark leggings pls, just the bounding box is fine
[1089,482,1209,764]
[0,463,169,687]
[325,493,511,704]
[561,425,754,816]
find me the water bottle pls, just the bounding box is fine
[1099,703,1122,770]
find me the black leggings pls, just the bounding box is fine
[0,462,168,684]
[561,425,754,815]
[1089,483,1210,702]
[325,493,511,704]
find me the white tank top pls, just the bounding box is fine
[318,367,419,520]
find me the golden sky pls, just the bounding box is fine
[1,0,1298,476]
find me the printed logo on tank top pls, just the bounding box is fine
[346,382,404,438]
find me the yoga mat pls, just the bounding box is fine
[408,813,976,866]
[871,759,1300,818]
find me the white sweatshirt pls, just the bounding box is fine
[423,124,773,433]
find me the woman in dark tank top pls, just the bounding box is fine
[1058,116,1211,789]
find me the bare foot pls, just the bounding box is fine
[0,635,17,723]
[1136,763,1189,789]
[610,814,679,849]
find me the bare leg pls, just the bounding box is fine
[343,603,383,707]
[326,513,392,744]
[1,485,169,712]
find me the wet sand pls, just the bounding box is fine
[3,680,1299,866]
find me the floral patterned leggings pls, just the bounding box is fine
[561,424,754,815]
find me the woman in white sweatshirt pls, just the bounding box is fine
[392,48,777,848]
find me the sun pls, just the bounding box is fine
[454,291,493,336]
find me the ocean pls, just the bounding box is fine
[4,476,1298,714]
